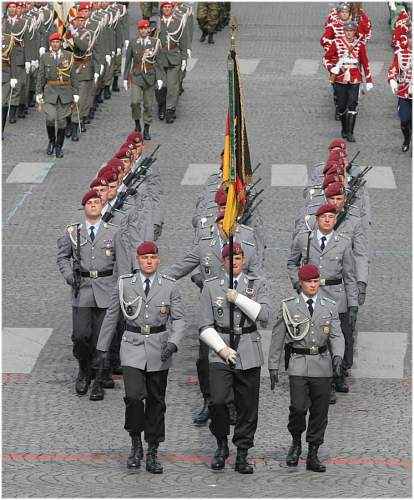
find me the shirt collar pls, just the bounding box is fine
[316,229,333,243]
[225,272,243,287]
[140,271,156,286]
[85,218,101,233]
[301,292,318,304]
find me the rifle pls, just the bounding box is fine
[122,144,161,188]
[252,162,261,175]
[73,224,81,298]
[246,177,262,194]
[239,198,263,226]
[334,175,369,230]
[347,164,372,190]
[347,150,360,170]
[303,215,315,265]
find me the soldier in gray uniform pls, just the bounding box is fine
[199,243,270,473]
[2,32,18,134]
[288,203,358,394]
[269,263,344,472]
[56,190,121,399]
[96,241,186,474]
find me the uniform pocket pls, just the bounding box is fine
[122,331,144,346]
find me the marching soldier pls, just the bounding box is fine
[56,190,121,400]
[199,243,270,473]
[95,241,186,473]
[35,32,79,158]
[123,18,163,139]
[323,20,373,142]
[2,31,18,135]
[388,27,412,152]
[197,2,220,44]
[268,264,344,472]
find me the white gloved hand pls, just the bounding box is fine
[94,72,99,83]
[226,288,238,303]
[36,93,43,104]
[218,346,239,366]
[366,82,373,92]
[389,79,398,94]
[187,48,192,59]
[331,65,340,75]
[181,59,186,71]
[10,78,18,88]
[67,24,76,34]
[100,64,104,75]
[25,61,31,74]
[157,79,163,90]
[105,54,111,65]
[123,79,128,91]
[124,39,129,49]
[116,47,121,56]
[111,50,115,57]
[31,59,39,69]
[73,94,80,103]
[39,46,46,56]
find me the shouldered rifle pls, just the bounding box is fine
[239,198,263,225]
[122,144,161,188]
[303,214,315,265]
[252,162,261,175]
[102,188,131,223]
[246,177,262,194]
[73,224,81,298]
[334,178,368,230]
[347,164,373,190]
[347,150,360,170]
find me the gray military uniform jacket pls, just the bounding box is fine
[199,273,271,370]
[96,272,186,372]
[268,294,345,377]
[157,14,188,67]
[123,36,164,86]
[56,219,120,308]
[287,229,358,313]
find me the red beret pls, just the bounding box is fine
[328,138,347,151]
[115,147,132,160]
[49,33,62,42]
[322,173,342,189]
[98,164,118,177]
[78,2,91,10]
[121,141,136,150]
[137,19,150,28]
[90,177,108,189]
[215,208,225,222]
[222,242,244,258]
[215,186,227,206]
[324,182,345,198]
[137,241,158,255]
[107,158,124,172]
[6,2,17,8]
[160,2,173,7]
[127,131,143,143]
[298,264,320,281]
[323,159,342,174]
[316,203,337,217]
[81,189,100,206]
[324,164,345,177]
[100,170,118,184]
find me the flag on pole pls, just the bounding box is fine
[53,2,75,36]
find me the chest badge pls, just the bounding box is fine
[217,308,224,318]
[323,326,331,335]
[215,297,224,307]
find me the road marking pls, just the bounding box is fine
[370,61,384,77]
[291,59,319,75]
[3,328,53,374]
[352,332,407,378]
[365,166,396,189]
[187,58,198,72]
[271,164,308,187]
[6,162,54,184]
[181,164,219,185]
[238,58,260,75]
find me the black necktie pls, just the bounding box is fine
[320,236,326,251]
[234,279,238,289]
[89,226,95,242]
[144,278,150,296]
[306,298,314,316]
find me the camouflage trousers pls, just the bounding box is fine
[197,2,220,34]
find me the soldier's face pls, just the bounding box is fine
[137,253,160,275]
[84,197,102,218]
[317,213,336,233]
[344,28,355,42]
[224,253,245,277]
[51,40,62,51]
[79,8,91,17]
[162,5,173,16]
[93,186,109,205]
[8,5,17,15]
[301,278,320,297]
[16,5,22,15]
[121,158,131,174]
[339,10,350,21]
[327,194,346,211]
[107,181,118,201]
[139,27,150,37]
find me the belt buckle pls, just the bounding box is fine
[143,325,150,334]
[310,345,319,355]
[234,326,242,335]
[89,270,98,279]
[320,278,325,286]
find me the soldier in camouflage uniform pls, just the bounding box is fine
[197,2,220,44]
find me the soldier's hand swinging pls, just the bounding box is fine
[157,80,163,90]
[269,369,279,390]
[36,94,43,104]
[123,80,128,91]
[389,79,398,94]
[366,82,373,92]
[332,356,343,378]
[218,346,238,366]
[10,78,18,89]
[160,342,178,362]
[226,289,238,303]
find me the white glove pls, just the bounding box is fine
[39,47,46,56]
[94,72,99,83]
[116,47,121,56]
[218,346,239,366]
[389,79,398,94]
[36,94,43,104]
[331,65,340,75]
[200,327,226,352]
[366,82,373,92]
[187,48,192,59]
[67,25,76,34]
[123,79,128,91]
[124,39,129,49]
[226,289,238,303]
[31,59,39,70]
[105,54,111,65]
[73,94,80,103]
[181,59,186,71]
[157,79,163,90]
[111,50,115,57]
[25,61,31,74]
[10,78,18,88]
[100,64,104,75]
[234,293,262,321]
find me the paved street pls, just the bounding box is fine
[2,2,412,497]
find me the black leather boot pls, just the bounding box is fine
[55,128,65,158]
[306,443,326,472]
[134,119,141,132]
[88,108,95,120]
[143,123,151,140]
[95,90,104,104]
[286,437,302,466]
[193,399,209,426]
[346,112,357,142]
[46,125,55,155]
[208,32,215,44]
[2,106,8,136]
[340,112,347,139]
[104,85,111,99]
[112,76,120,92]
[89,368,105,401]
[127,434,143,468]
[401,121,411,152]
[235,448,253,474]
[102,369,115,389]
[9,105,17,124]
[28,91,35,107]
[80,119,86,133]
[17,103,25,118]
[166,109,175,123]
[71,122,79,141]
[200,30,207,42]
[75,360,91,395]
[64,116,72,137]
[211,438,229,470]
[158,103,165,120]
[146,443,163,474]
[335,377,349,392]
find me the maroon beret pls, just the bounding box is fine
[222,242,244,258]
[100,171,118,183]
[137,241,158,255]
[49,33,62,42]
[107,158,124,172]
[90,177,108,189]
[322,173,341,189]
[324,164,345,177]
[98,164,118,177]
[323,160,342,174]
[114,147,132,160]
[328,138,347,151]
[127,131,143,144]
[215,186,227,206]
[316,203,337,217]
[324,182,345,198]
[298,264,320,281]
[215,208,225,222]
[81,189,100,206]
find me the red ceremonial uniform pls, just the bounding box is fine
[392,21,411,49]
[388,46,413,99]
[321,9,372,51]
[323,36,372,85]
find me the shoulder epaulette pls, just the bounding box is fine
[204,276,218,283]
[321,296,336,305]
[245,275,260,280]
[282,296,295,302]
[201,236,212,240]
[161,274,176,282]
[120,273,133,279]
[338,232,351,240]
[242,240,255,247]
[240,224,253,231]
